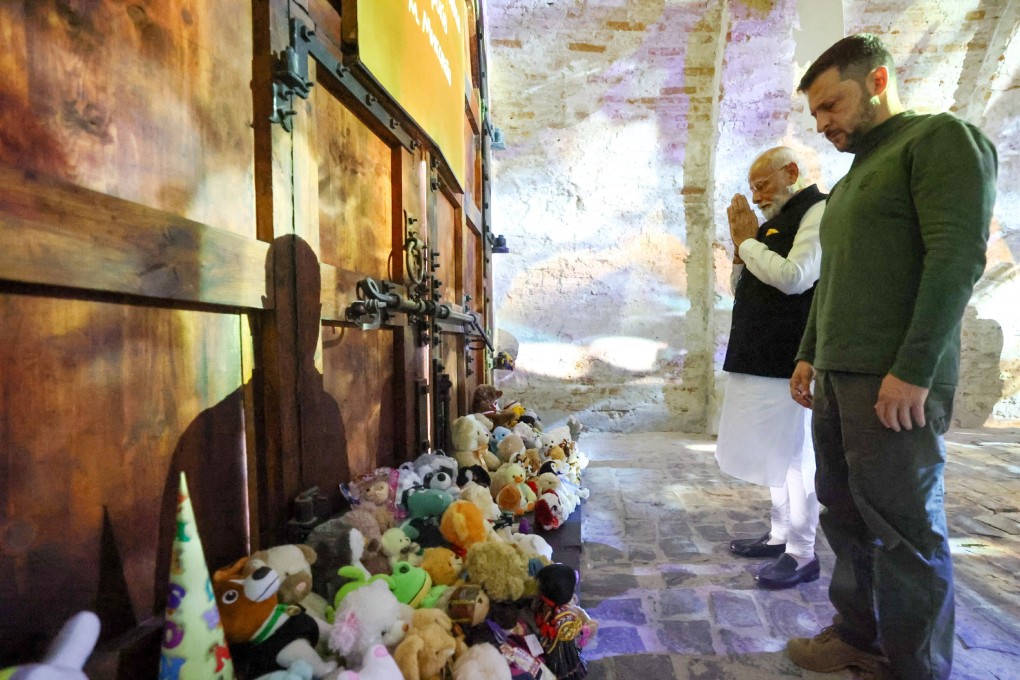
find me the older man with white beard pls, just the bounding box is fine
[716,146,826,589]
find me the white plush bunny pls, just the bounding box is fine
[2,611,100,680]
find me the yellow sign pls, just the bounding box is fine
[358,0,468,188]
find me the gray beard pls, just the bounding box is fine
[761,185,797,220]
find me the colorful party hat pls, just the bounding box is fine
[159,472,234,680]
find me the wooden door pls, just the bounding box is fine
[0,0,263,669]
[0,0,490,674]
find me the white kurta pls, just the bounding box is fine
[716,195,824,489]
[716,373,815,488]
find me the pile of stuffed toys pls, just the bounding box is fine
[212,384,596,679]
[3,386,596,680]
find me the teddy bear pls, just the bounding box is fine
[439,500,489,556]
[392,609,462,680]
[538,426,571,452]
[488,426,512,455]
[470,385,525,429]
[213,557,337,679]
[495,433,526,465]
[419,546,463,587]
[349,471,398,531]
[337,644,403,680]
[511,421,540,449]
[459,480,501,522]
[0,611,99,680]
[328,579,413,668]
[464,541,529,602]
[516,448,545,477]
[468,412,493,430]
[469,384,502,417]
[452,643,512,680]
[380,527,422,568]
[451,415,500,471]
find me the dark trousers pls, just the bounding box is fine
[812,370,955,680]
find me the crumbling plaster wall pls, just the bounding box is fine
[487,0,1020,432]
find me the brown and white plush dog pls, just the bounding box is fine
[212,556,337,679]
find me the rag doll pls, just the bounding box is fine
[533,564,596,680]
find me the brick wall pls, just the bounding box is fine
[488,0,1020,431]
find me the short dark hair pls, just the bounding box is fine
[798,33,894,92]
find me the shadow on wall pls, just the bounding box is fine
[954,305,1004,428]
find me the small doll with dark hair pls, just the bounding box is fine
[533,564,598,680]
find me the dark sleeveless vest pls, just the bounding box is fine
[723,184,826,378]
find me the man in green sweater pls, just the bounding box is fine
[786,34,997,680]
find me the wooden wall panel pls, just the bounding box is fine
[315,89,393,278]
[435,191,459,306]
[0,291,251,656]
[442,333,465,418]
[321,325,398,477]
[0,0,255,236]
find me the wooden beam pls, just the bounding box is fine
[0,167,270,309]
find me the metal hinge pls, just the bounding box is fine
[270,21,314,131]
[268,17,415,151]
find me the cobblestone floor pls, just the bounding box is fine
[577,429,1020,680]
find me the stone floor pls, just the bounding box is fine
[575,429,1020,680]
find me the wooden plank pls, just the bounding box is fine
[0,0,255,235]
[251,0,301,547]
[322,325,398,477]
[0,292,249,662]
[434,188,460,306]
[465,192,483,231]
[0,166,270,309]
[307,0,344,52]
[315,84,394,279]
[400,144,429,459]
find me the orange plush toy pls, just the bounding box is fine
[212,557,337,679]
[439,500,488,557]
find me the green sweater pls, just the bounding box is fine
[797,111,997,388]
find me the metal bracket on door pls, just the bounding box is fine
[270,22,314,131]
[269,17,416,150]
[344,276,493,351]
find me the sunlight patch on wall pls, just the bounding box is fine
[589,336,669,373]
[518,335,668,379]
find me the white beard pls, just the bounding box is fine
[761,185,797,221]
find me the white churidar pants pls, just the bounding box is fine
[716,373,819,559]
